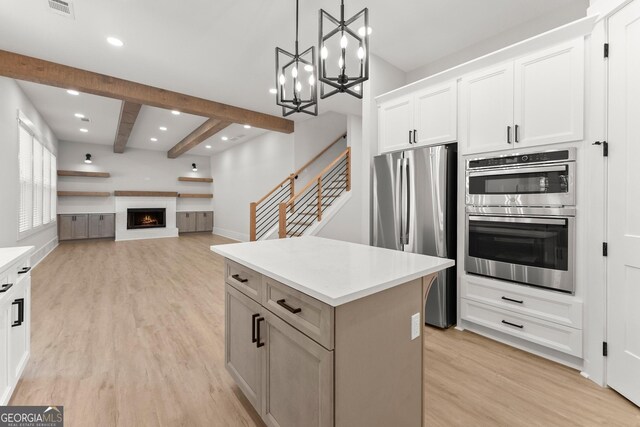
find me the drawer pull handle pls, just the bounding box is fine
[12,298,24,327]
[232,274,248,283]
[256,317,265,348]
[0,283,13,293]
[502,320,524,329]
[501,296,523,304]
[18,267,31,275]
[251,313,260,343]
[277,299,302,314]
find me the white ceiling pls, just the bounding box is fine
[2,0,587,156]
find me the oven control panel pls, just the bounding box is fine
[468,150,571,169]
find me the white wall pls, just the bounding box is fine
[405,1,589,83]
[57,141,214,214]
[210,132,294,241]
[361,55,407,244]
[0,77,59,265]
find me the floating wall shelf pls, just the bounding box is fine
[178,193,213,198]
[178,177,213,183]
[57,170,111,178]
[114,191,179,197]
[57,191,111,197]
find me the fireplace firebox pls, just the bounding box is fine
[127,208,166,229]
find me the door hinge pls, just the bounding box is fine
[603,242,608,257]
[603,341,608,357]
[593,141,608,157]
[604,43,609,58]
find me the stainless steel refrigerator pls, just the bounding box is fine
[373,144,457,328]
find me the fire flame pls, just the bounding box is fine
[140,215,159,225]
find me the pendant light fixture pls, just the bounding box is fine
[275,0,318,116]
[318,0,369,99]
[84,153,92,164]
[192,163,198,172]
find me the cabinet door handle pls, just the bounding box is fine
[251,313,260,343]
[514,124,520,143]
[408,130,413,144]
[11,298,24,327]
[413,129,417,144]
[256,317,265,348]
[231,274,248,283]
[277,299,302,314]
[0,283,13,293]
[501,320,523,329]
[501,296,523,304]
[507,126,512,144]
[18,267,31,275]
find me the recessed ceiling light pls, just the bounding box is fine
[159,126,167,131]
[243,125,252,129]
[171,110,181,115]
[269,88,277,94]
[205,145,212,149]
[221,136,229,141]
[106,36,124,47]
[74,113,85,118]
[79,128,88,133]
[150,137,158,142]
[67,90,80,96]
[358,26,373,37]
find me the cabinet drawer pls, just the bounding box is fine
[262,276,334,350]
[461,298,582,357]
[225,260,262,303]
[462,275,582,329]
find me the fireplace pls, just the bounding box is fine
[127,208,166,229]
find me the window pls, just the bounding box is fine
[18,117,56,239]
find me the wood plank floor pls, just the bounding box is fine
[10,233,640,426]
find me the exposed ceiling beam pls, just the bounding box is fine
[113,101,142,153]
[0,49,294,134]
[168,118,231,158]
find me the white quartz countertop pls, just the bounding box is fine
[210,236,454,306]
[0,246,34,272]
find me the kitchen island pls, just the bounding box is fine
[211,236,454,427]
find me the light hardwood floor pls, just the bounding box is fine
[10,234,640,426]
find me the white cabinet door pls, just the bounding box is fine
[0,303,9,405]
[460,62,514,154]
[607,0,640,407]
[513,39,584,147]
[378,95,413,154]
[413,81,457,147]
[8,276,29,387]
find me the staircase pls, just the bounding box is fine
[250,133,350,241]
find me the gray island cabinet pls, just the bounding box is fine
[211,236,454,427]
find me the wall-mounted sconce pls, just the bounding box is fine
[192,163,198,172]
[85,153,92,164]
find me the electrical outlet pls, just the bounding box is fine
[411,312,420,340]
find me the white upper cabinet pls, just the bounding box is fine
[513,39,584,147]
[460,38,584,155]
[378,80,457,154]
[460,62,514,154]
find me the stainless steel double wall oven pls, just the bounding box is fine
[465,149,576,293]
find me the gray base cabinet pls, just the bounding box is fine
[177,211,213,233]
[59,214,114,241]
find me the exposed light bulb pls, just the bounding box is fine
[279,74,286,85]
[340,34,348,49]
[308,75,315,86]
[354,85,361,92]
[321,46,328,60]
[192,163,198,172]
[304,64,313,72]
[358,26,373,37]
[291,67,298,78]
[338,56,344,68]
[357,46,365,60]
[84,154,92,164]
[296,81,302,92]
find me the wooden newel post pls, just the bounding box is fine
[346,147,352,192]
[317,178,323,222]
[278,203,287,238]
[249,202,257,241]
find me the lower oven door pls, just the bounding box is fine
[465,212,575,293]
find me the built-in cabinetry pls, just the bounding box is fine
[378,80,457,154]
[177,211,213,233]
[58,214,115,241]
[0,247,33,405]
[460,38,584,154]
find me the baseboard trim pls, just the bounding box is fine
[30,236,59,268]
[213,227,247,242]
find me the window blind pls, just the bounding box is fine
[18,126,33,233]
[33,139,43,228]
[43,148,51,224]
[50,154,57,221]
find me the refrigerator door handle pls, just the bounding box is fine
[399,158,410,245]
[404,158,411,245]
[396,158,404,247]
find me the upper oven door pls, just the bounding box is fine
[466,163,574,207]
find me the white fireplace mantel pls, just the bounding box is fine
[114,196,179,241]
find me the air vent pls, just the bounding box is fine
[80,117,90,122]
[47,0,75,18]
[228,134,246,142]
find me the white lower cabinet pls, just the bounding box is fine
[461,274,583,357]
